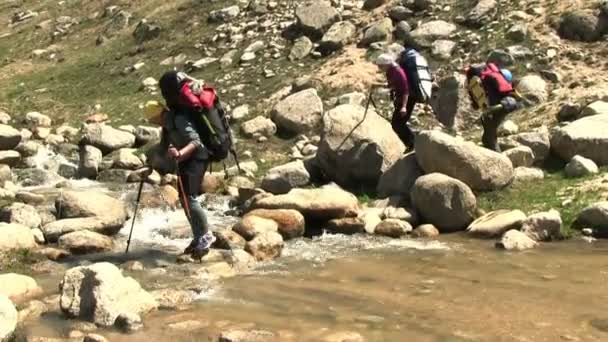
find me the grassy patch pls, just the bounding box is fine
[0,249,44,274]
[477,169,607,238]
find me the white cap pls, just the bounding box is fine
[375,53,395,66]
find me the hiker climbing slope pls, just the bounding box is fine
[376,53,415,151]
[147,70,216,259]
[466,62,520,152]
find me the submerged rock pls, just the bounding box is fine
[245,231,284,261]
[467,210,526,238]
[496,230,538,251]
[374,219,412,238]
[0,273,42,304]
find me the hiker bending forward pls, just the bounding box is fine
[155,71,215,257]
[376,53,416,150]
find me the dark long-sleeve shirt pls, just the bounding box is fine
[386,64,409,107]
[159,110,208,161]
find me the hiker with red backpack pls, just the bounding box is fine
[466,62,520,152]
[144,70,229,259]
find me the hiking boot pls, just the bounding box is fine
[190,232,216,261]
[183,239,198,255]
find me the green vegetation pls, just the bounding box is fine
[477,169,606,239]
[0,249,44,274]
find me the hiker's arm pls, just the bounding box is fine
[174,115,205,161]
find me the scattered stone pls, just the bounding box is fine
[214,230,247,250]
[233,215,278,241]
[319,21,356,55]
[0,151,20,167]
[0,202,41,228]
[58,230,114,254]
[209,6,240,23]
[271,88,323,136]
[498,120,519,136]
[516,74,548,104]
[84,334,108,342]
[412,173,477,232]
[80,124,136,154]
[289,36,313,61]
[219,329,275,342]
[416,131,514,191]
[18,300,47,322]
[240,116,277,138]
[361,18,393,46]
[496,229,538,251]
[465,0,497,27]
[467,210,526,238]
[431,40,456,60]
[411,224,440,238]
[325,217,366,235]
[150,289,195,310]
[246,209,305,240]
[115,312,143,333]
[59,262,158,327]
[375,219,412,238]
[322,331,364,342]
[134,126,160,145]
[261,160,311,194]
[122,261,144,272]
[410,20,457,46]
[252,185,359,221]
[521,209,562,241]
[558,10,606,42]
[504,127,551,162]
[503,146,535,168]
[513,167,544,182]
[245,231,284,261]
[0,273,42,304]
[382,207,417,225]
[79,145,103,179]
[295,0,340,40]
[0,295,17,342]
[230,105,249,122]
[565,155,599,178]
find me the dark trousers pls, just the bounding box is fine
[176,158,209,240]
[481,96,518,152]
[391,97,417,148]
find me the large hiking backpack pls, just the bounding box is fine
[398,48,433,103]
[466,63,514,110]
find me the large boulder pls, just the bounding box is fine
[0,295,17,342]
[55,190,127,220]
[376,152,422,199]
[245,209,305,240]
[374,219,412,238]
[79,145,103,179]
[521,209,562,242]
[577,202,608,237]
[80,124,136,154]
[232,215,278,241]
[430,74,471,130]
[551,115,608,165]
[0,125,21,151]
[319,21,356,55]
[496,229,538,251]
[261,160,311,195]
[0,202,41,228]
[0,223,36,251]
[252,185,359,221]
[58,230,114,254]
[466,210,526,238]
[415,131,514,191]
[516,74,548,104]
[244,231,284,261]
[565,155,599,178]
[0,274,42,304]
[411,173,477,232]
[316,104,404,189]
[360,18,393,46]
[43,217,126,242]
[558,10,607,42]
[465,0,497,27]
[60,262,157,327]
[409,20,457,46]
[271,89,323,136]
[295,0,340,40]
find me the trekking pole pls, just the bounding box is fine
[336,85,377,150]
[125,175,146,254]
[175,160,192,220]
